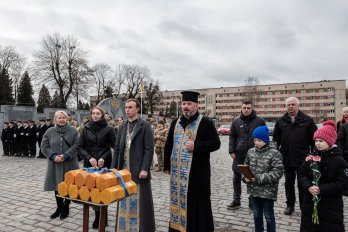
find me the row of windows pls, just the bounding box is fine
[215,102,334,108]
[215,109,334,116]
[215,96,335,104]
[215,88,335,97]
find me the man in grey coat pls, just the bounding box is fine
[41,111,79,220]
[111,98,155,232]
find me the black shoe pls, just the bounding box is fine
[92,211,100,229]
[227,201,241,210]
[50,207,62,219]
[284,206,294,215]
[60,204,69,219]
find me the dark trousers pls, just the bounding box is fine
[232,159,242,201]
[38,140,45,158]
[22,140,29,157]
[10,140,17,155]
[2,141,10,155]
[251,197,275,232]
[284,166,304,209]
[29,141,36,157]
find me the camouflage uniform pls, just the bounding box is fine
[154,122,168,171]
[244,143,284,200]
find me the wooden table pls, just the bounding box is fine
[58,196,118,232]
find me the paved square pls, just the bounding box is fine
[0,136,347,231]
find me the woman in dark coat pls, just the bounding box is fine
[337,107,348,133]
[299,121,348,232]
[337,122,348,162]
[77,106,116,228]
[41,110,79,220]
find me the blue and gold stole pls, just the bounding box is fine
[169,114,203,232]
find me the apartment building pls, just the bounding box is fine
[159,80,347,124]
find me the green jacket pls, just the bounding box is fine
[244,143,284,200]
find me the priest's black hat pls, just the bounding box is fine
[181,91,200,103]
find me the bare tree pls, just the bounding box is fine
[31,32,88,108]
[0,45,25,103]
[91,63,113,103]
[71,63,91,107]
[116,64,150,99]
[242,76,261,104]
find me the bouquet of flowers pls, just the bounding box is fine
[305,154,321,224]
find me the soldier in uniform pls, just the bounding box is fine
[9,121,17,156]
[22,121,30,157]
[46,118,54,128]
[29,120,37,158]
[154,120,168,172]
[37,119,47,158]
[16,120,24,157]
[1,122,10,156]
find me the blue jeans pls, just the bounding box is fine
[251,197,276,232]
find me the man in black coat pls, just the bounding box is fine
[28,120,37,158]
[273,97,317,215]
[8,121,17,156]
[16,120,24,157]
[1,122,10,156]
[37,119,47,158]
[22,121,30,157]
[228,100,265,210]
[164,91,221,232]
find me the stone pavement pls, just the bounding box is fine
[0,136,347,232]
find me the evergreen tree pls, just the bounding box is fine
[51,90,60,108]
[37,84,51,113]
[0,68,14,105]
[17,71,35,106]
[104,85,114,99]
[77,100,84,110]
[168,101,177,117]
[84,102,90,110]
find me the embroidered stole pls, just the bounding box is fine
[169,115,203,232]
[117,127,140,232]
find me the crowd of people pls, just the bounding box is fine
[1,93,348,232]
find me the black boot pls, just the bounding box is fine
[50,192,63,219]
[92,211,100,229]
[60,200,70,219]
[105,211,108,226]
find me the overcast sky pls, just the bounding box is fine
[1,0,348,91]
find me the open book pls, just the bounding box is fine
[238,164,254,179]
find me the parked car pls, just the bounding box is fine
[217,124,230,135]
[266,122,275,135]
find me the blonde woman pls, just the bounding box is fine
[41,111,79,220]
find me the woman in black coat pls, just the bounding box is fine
[299,146,348,232]
[77,106,116,228]
[336,106,348,132]
[337,123,348,163]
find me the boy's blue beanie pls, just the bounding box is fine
[252,126,270,144]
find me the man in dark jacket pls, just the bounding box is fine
[273,97,317,215]
[37,119,47,158]
[111,99,155,232]
[164,91,221,232]
[1,122,10,156]
[28,120,37,158]
[9,121,17,156]
[228,100,265,210]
